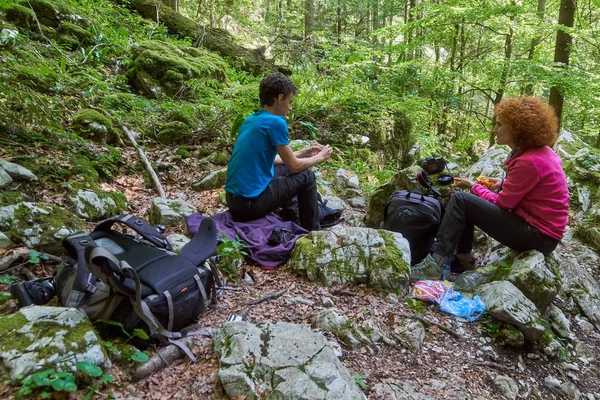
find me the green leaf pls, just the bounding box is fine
[133,328,149,340]
[64,382,78,392]
[0,274,17,284]
[60,57,67,74]
[102,373,115,384]
[130,350,149,363]
[77,361,103,377]
[40,392,52,398]
[353,372,367,390]
[50,377,66,391]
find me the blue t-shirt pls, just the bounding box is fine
[225,109,290,198]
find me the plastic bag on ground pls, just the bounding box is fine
[411,280,452,303]
[439,289,485,322]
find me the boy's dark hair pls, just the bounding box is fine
[259,73,298,106]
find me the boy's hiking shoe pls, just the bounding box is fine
[409,254,444,283]
[451,252,476,272]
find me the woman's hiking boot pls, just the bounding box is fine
[451,251,477,272]
[409,254,444,283]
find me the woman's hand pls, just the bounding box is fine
[485,177,503,191]
[452,177,475,190]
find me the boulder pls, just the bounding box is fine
[0,202,85,253]
[547,304,575,340]
[191,168,227,191]
[126,40,228,99]
[505,250,558,311]
[476,281,545,342]
[290,227,410,293]
[0,306,110,382]
[554,129,589,161]
[158,121,192,145]
[0,158,36,180]
[70,189,127,221]
[464,145,510,180]
[149,198,197,226]
[72,109,118,144]
[334,168,360,192]
[0,168,12,188]
[214,321,366,400]
[0,232,15,250]
[167,233,190,253]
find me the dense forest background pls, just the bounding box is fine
[2,0,600,175]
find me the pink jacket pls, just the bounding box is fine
[471,146,569,240]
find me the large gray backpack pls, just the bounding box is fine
[55,214,218,359]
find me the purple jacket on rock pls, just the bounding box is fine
[471,146,569,240]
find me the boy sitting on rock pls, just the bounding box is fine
[225,73,332,231]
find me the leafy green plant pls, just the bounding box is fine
[405,298,426,314]
[216,233,248,279]
[27,249,49,264]
[481,315,503,336]
[18,368,77,397]
[353,372,367,390]
[0,274,18,284]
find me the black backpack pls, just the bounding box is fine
[382,190,443,265]
[55,214,218,359]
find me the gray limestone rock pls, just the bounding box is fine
[494,375,519,400]
[548,304,576,340]
[214,321,366,400]
[476,281,545,342]
[0,168,13,188]
[464,145,510,181]
[70,190,126,221]
[0,231,15,250]
[0,306,110,381]
[506,250,557,311]
[0,159,36,180]
[167,233,191,253]
[191,168,227,191]
[149,197,197,226]
[335,168,360,191]
[544,375,581,399]
[290,227,410,292]
[0,202,85,253]
[349,197,366,209]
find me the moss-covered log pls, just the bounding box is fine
[127,0,286,76]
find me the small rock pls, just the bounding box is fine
[166,233,190,253]
[527,353,540,360]
[348,197,366,209]
[493,375,519,400]
[322,296,334,307]
[243,272,254,286]
[285,296,314,306]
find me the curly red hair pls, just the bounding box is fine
[494,97,559,148]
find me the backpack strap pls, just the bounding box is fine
[87,246,198,361]
[61,232,98,308]
[94,214,173,252]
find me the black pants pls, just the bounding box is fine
[431,192,559,257]
[226,166,319,231]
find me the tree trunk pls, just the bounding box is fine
[489,23,514,147]
[524,0,547,95]
[163,0,178,12]
[337,2,342,44]
[304,0,314,39]
[549,0,576,128]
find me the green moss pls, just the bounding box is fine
[0,190,23,207]
[168,109,198,128]
[125,40,228,99]
[4,4,35,30]
[158,121,191,145]
[57,22,94,49]
[196,147,213,157]
[101,93,140,112]
[72,109,117,144]
[16,65,58,93]
[70,155,100,184]
[0,312,33,352]
[209,151,229,166]
[176,146,190,158]
[19,0,66,28]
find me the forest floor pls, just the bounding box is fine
[2,146,599,399]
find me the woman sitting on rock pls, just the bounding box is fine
[411,96,570,282]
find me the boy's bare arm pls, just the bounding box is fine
[275,144,332,173]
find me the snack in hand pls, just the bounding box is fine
[476,176,494,189]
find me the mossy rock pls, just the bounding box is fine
[72,109,118,144]
[0,202,85,253]
[57,21,94,49]
[0,190,23,207]
[18,0,65,28]
[4,4,35,30]
[126,40,228,99]
[130,0,277,75]
[209,151,229,166]
[70,189,128,221]
[158,121,192,145]
[168,109,198,128]
[16,65,58,93]
[101,93,144,112]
